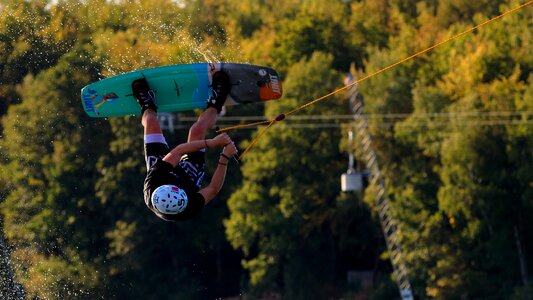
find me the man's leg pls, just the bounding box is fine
[188,71,231,142]
[179,71,231,189]
[133,77,161,136]
[187,107,218,142]
[142,109,162,135]
[132,79,168,170]
[142,109,169,169]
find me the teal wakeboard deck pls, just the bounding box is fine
[81,63,282,118]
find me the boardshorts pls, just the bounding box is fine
[144,133,206,188]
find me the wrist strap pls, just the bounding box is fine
[218,161,227,166]
[204,139,209,148]
[220,153,231,161]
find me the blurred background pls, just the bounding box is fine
[0,0,531,299]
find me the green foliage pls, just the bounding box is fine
[0,0,531,299]
[357,1,533,298]
[271,1,358,75]
[0,0,80,117]
[1,43,107,298]
[225,52,378,299]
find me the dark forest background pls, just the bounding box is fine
[0,0,532,299]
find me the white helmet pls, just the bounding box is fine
[151,185,188,214]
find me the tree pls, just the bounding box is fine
[0,44,108,299]
[225,52,379,299]
[352,1,533,298]
[0,0,80,118]
[271,0,357,75]
[0,0,530,298]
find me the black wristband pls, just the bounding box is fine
[218,161,227,166]
[220,153,231,161]
[204,139,209,148]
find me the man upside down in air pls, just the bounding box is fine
[132,71,237,221]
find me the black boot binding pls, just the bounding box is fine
[207,71,231,113]
[132,78,158,114]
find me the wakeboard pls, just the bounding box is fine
[81,63,283,117]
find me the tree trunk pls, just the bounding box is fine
[514,225,529,287]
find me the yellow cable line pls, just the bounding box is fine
[238,119,276,160]
[222,0,532,160]
[218,119,272,132]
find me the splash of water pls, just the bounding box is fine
[0,234,25,299]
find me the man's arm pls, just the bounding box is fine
[199,142,238,204]
[163,133,231,167]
